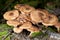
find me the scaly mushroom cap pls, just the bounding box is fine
[14,4,35,14]
[30,10,42,23]
[42,14,58,26]
[13,27,23,33]
[3,10,19,20]
[38,9,49,20]
[7,20,20,27]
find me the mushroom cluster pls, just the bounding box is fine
[3,4,60,36]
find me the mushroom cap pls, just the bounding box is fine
[42,14,58,26]
[19,22,40,32]
[7,20,20,27]
[14,4,35,14]
[13,27,23,33]
[38,9,49,20]
[27,26,40,33]
[16,14,31,24]
[20,22,32,29]
[3,10,19,20]
[30,10,42,23]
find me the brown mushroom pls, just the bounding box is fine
[7,20,20,27]
[19,22,32,29]
[30,10,42,24]
[14,4,35,15]
[3,10,19,20]
[19,22,40,36]
[42,14,58,27]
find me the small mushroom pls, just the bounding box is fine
[14,4,35,15]
[3,10,19,20]
[30,10,42,24]
[7,20,20,27]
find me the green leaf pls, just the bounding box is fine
[0,31,10,40]
[0,31,7,36]
[31,31,43,37]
